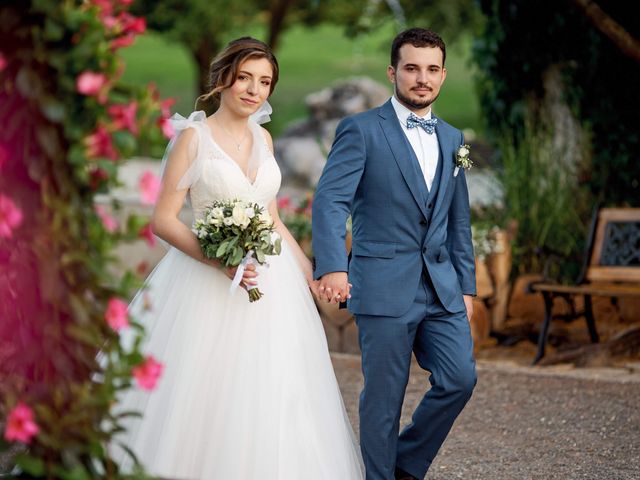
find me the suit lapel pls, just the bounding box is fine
[378,101,429,220]
[426,118,454,240]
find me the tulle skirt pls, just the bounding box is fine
[113,244,364,479]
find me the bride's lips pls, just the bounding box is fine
[241,98,259,106]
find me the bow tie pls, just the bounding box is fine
[406,113,437,134]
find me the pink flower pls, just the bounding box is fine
[0,142,8,170]
[159,98,176,118]
[138,222,156,247]
[277,195,291,211]
[118,12,146,35]
[0,194,23,239]
[85,125,118,161]
[0,52,7,71]
[138,170,161,205]
[105,297,129,331]
[158,117,175,139]
[101,14,119,30]
[110,34,136,50]
[92,0,113,12]
[95,205,118,233]
[108,101,138,135]
[76,71,108,96]
[4,403,39,444]
[132,355,164,391]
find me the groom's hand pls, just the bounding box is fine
[463,295,474,322]
[318,272,351,304]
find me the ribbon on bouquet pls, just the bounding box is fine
[229,251,259,295]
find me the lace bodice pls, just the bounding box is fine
[169,111,282,220]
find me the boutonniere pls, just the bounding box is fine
[454,144,473,177]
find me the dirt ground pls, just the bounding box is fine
[332,352,640,480]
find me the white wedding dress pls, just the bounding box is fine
[113,111,364,479]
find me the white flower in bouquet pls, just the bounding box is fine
[211,207,224,219]
[232,204,250,228]
[259,210,272,224]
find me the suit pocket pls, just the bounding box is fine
[351,241,396,258]
[437,246,450,263]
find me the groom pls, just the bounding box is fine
[312,28,477,480]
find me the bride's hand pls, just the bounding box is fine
[307,278,321,297]
[224,263,259,289]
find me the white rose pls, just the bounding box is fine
[245,207,256,219]
[232,204,248,227]
[458,146,469,157]
[259,211,272,224]
[223,217,234,226]
[211,207,224,219]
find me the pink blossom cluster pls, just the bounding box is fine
[277,193,313,216]
[90,0,145,50]
[132,355,164,390]
[75,1,175,167]
[104,296,164,390]
[4,403,39,444]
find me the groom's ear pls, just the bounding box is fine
[387,65,396,84]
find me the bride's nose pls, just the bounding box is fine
[247,79,259,95]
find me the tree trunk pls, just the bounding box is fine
[268,0,296,51]
[193,40,220,113]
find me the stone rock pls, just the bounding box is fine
[275,77,391,191]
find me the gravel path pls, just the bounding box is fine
[332,354,640,480]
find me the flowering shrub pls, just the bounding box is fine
[0,1,171,477]
[278,192,313,256]
[471,224,504,261]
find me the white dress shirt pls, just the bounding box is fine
[390,96,439,192]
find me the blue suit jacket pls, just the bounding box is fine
[312,99,476,317]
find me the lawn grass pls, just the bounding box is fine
[120,23,481,139]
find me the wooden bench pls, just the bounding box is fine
[528,207,640,364]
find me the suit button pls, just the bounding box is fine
[428,202,433,209]
[420,219,427,225]
[422,247,427,253]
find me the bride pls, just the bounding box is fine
[113,37,364,479]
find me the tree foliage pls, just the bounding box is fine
[132,0,482,100]
[473,0,640,207]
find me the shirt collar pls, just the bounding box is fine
[390,95,433,124]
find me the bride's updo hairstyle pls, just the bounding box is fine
[197,37,279,107]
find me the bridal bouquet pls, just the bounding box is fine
[193,199,282,302]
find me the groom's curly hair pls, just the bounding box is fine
[391,28,446,68]
[197,37,279,107]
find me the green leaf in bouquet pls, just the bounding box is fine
[216,240,230,257]
[274,236,282,255]
[255,249,265,264]
[231,246,243,266]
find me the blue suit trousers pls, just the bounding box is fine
[356,273,477,480]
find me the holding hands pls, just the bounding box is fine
[316,271,351,304]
